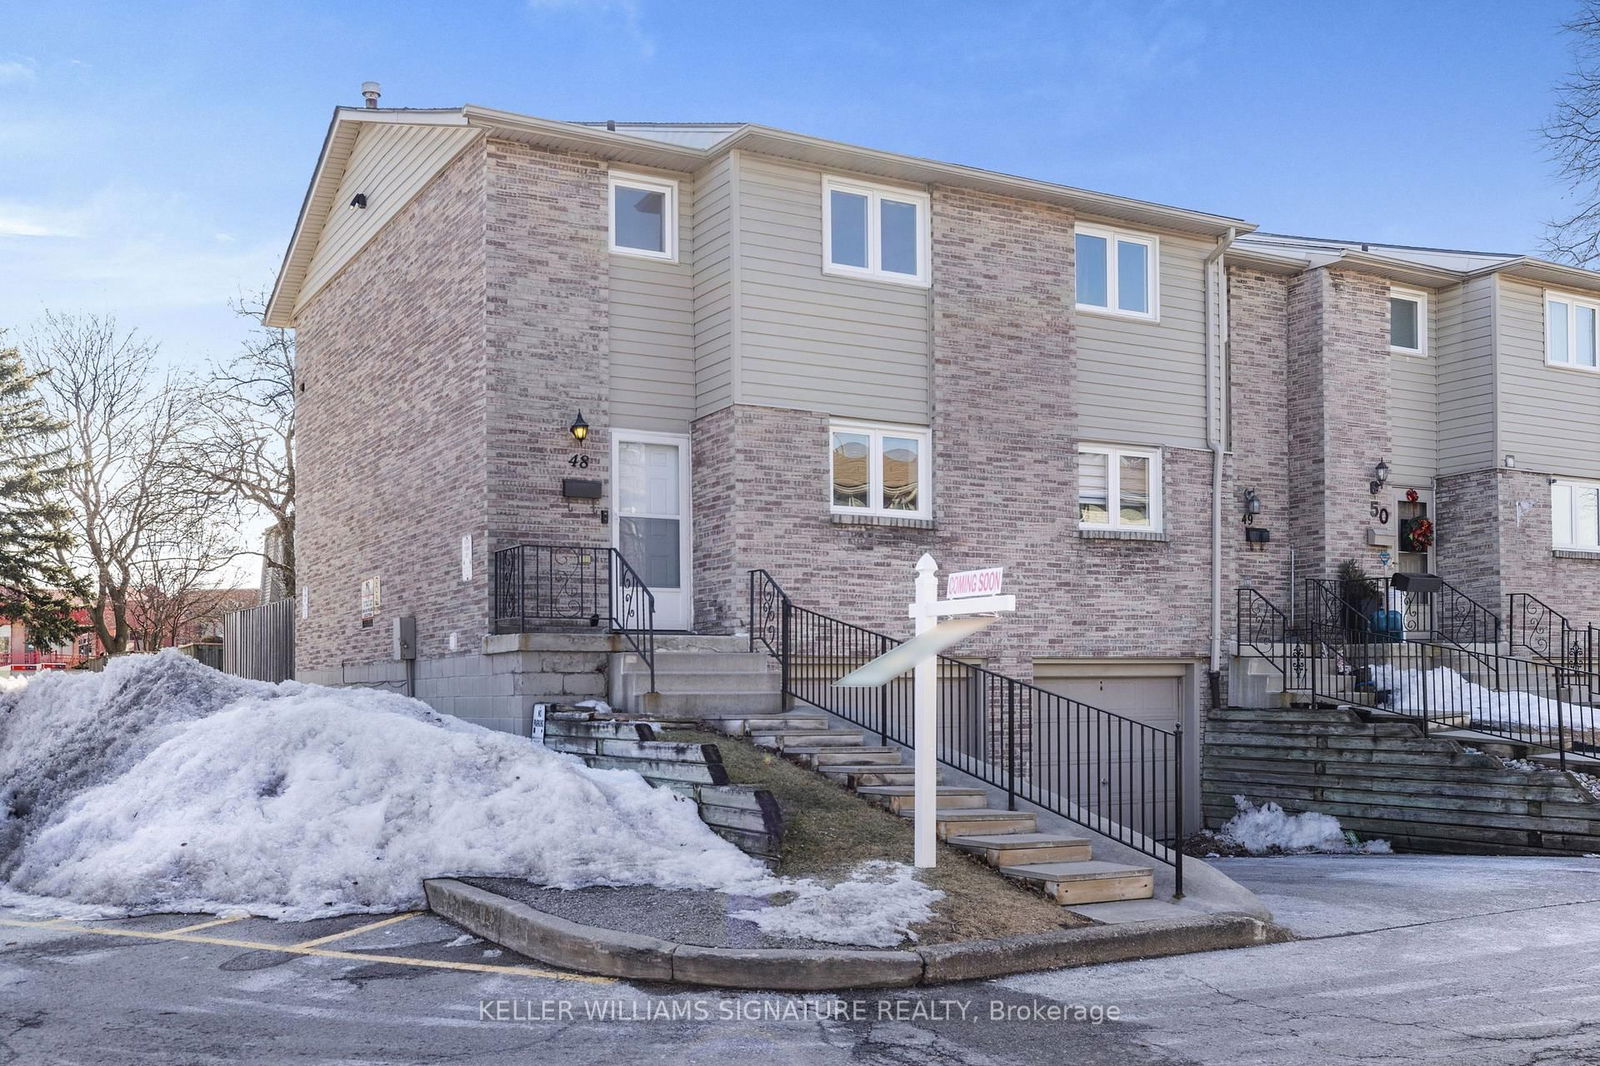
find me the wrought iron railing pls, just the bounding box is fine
[748,569,1184,895]
[493,544,655,692]
[1241,580,1599,768]
[1235,587,1307,691]
[1509,594,1585,666]
[1394,576,1500,647]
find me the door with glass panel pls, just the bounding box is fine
[612,431,692,630]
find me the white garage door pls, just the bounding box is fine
[1028,663,1186,843]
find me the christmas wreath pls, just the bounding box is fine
[1402,517,1434,553]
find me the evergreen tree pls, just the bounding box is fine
[0,338,82,648]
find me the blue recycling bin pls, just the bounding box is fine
[1370,608,1404,642]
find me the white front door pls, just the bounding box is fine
[613,431,693,630]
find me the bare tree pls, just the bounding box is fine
[124,519,251,648]
[1546,2,1600,264]
[175,293,296,598]
[26,312,235,655]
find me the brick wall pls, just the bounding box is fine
[294,140,489,673]
[1435,468,1502,609]
[483,139,613,558]
[1228,267,1292,605]
[1469,468,1600,627]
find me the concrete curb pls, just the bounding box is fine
[424,878,1292,991]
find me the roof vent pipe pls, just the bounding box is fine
[361,82,381,108]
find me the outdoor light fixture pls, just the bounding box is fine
[1242,487,1262,525]
[1504,454,1517,469]
[569,411,589,442]
[350,193,368,209]
[1369,458,1390,495]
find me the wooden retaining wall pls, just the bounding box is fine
[544,713,783,861]
[1204,706,1600,855]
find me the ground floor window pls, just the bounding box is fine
[829,421,931,519]
[1552,478,1600,550]
[1078,444,1162,531]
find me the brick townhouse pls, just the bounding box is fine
[264,93,1600,760]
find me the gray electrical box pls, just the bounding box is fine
[392,615,417,661]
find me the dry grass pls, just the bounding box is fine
[661,727,1085,943]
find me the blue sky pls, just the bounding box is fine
[0,0,1586,365]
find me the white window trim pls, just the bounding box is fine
[1075,224,1160,322]
[1545,290,1600,372]
[1552,477,1600,550]
[1077,443,1164,532]
[828,420,933,519]
[1389,286,1428,356]
[821,177,931,288]
[608,170,678,262]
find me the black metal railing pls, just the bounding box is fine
[1509,593,1586,667]
[749,569,1184,895]
[1241,580,1600,768]
[493,544,656,691]
[1396,576,1500,647]
[1236,587,1307,691]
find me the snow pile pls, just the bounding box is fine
[0,652,941,946]
[1369,663,1598,733]
[732,860,943,948]
[1213,796,1390,855]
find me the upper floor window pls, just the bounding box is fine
[1389,287,1427,355]
[609,171,678,261]
[823,177,930,286]
[1076,226,1158,320]
[1078,444,1162,531]
[1548,294,1600,370]
[1552,478,1600,550]
[829,421,931,519]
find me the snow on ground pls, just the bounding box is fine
[0,652,940,946]
[1207,797,1391,856]
[731,860,943,948]
[1369,663,1598,732]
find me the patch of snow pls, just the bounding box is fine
[0,652,940,947]
[1214,797,1390,856]
[573,699,612,714]
[444,934,478,948]
[481,948,502,958]
[1369,663,1597,733]
[730,861,943,949]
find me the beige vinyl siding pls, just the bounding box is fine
[1497,277,1600,475]
[299,123,480,311]
[1074,229,1211,450]
[610,172,696,433]
[693,154,737,417]
[1436,275,1498,475]
[1388,295,1437,482]
[735,155,931,423]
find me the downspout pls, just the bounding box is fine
[1203,227,1237,707]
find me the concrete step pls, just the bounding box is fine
[634,690,785,717]
[818,764,921,787]
[751,730,866,750]
[901,808,1037,838]
[854,785,987,813]
[946,832,1093,867]
[649,635,755,653]
[1001,860,1155,905]
[620,650,779,673]
[700,714,829,736]
[618,671,782,697]
[787,747,902,767]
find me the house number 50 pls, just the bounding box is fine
[1370,501,1390,525]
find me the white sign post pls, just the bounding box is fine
[835,553,1015,869]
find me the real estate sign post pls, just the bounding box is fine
[835,554,1015,868]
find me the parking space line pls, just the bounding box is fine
[168,915,247,935]
[289,911,419,949]
[0,917,613,985]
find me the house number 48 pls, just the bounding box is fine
[569,454,590,469]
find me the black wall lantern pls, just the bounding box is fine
[1369,458,1390,496]
[569,411,589,442]
[1242,487,1262,525]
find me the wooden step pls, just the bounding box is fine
[854,785,987,813]
[785,746,902,767]
[818,764,919,787]
[901,808,1037,838]
[1002,861,1155,905]
[946,832,1092,867]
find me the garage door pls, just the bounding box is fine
[1028,663,1186,843]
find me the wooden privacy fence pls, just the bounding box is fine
[223,598,295,682]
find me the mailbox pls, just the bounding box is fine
[1390,572,1442,595]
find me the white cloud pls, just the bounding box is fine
[0,58,37,85]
